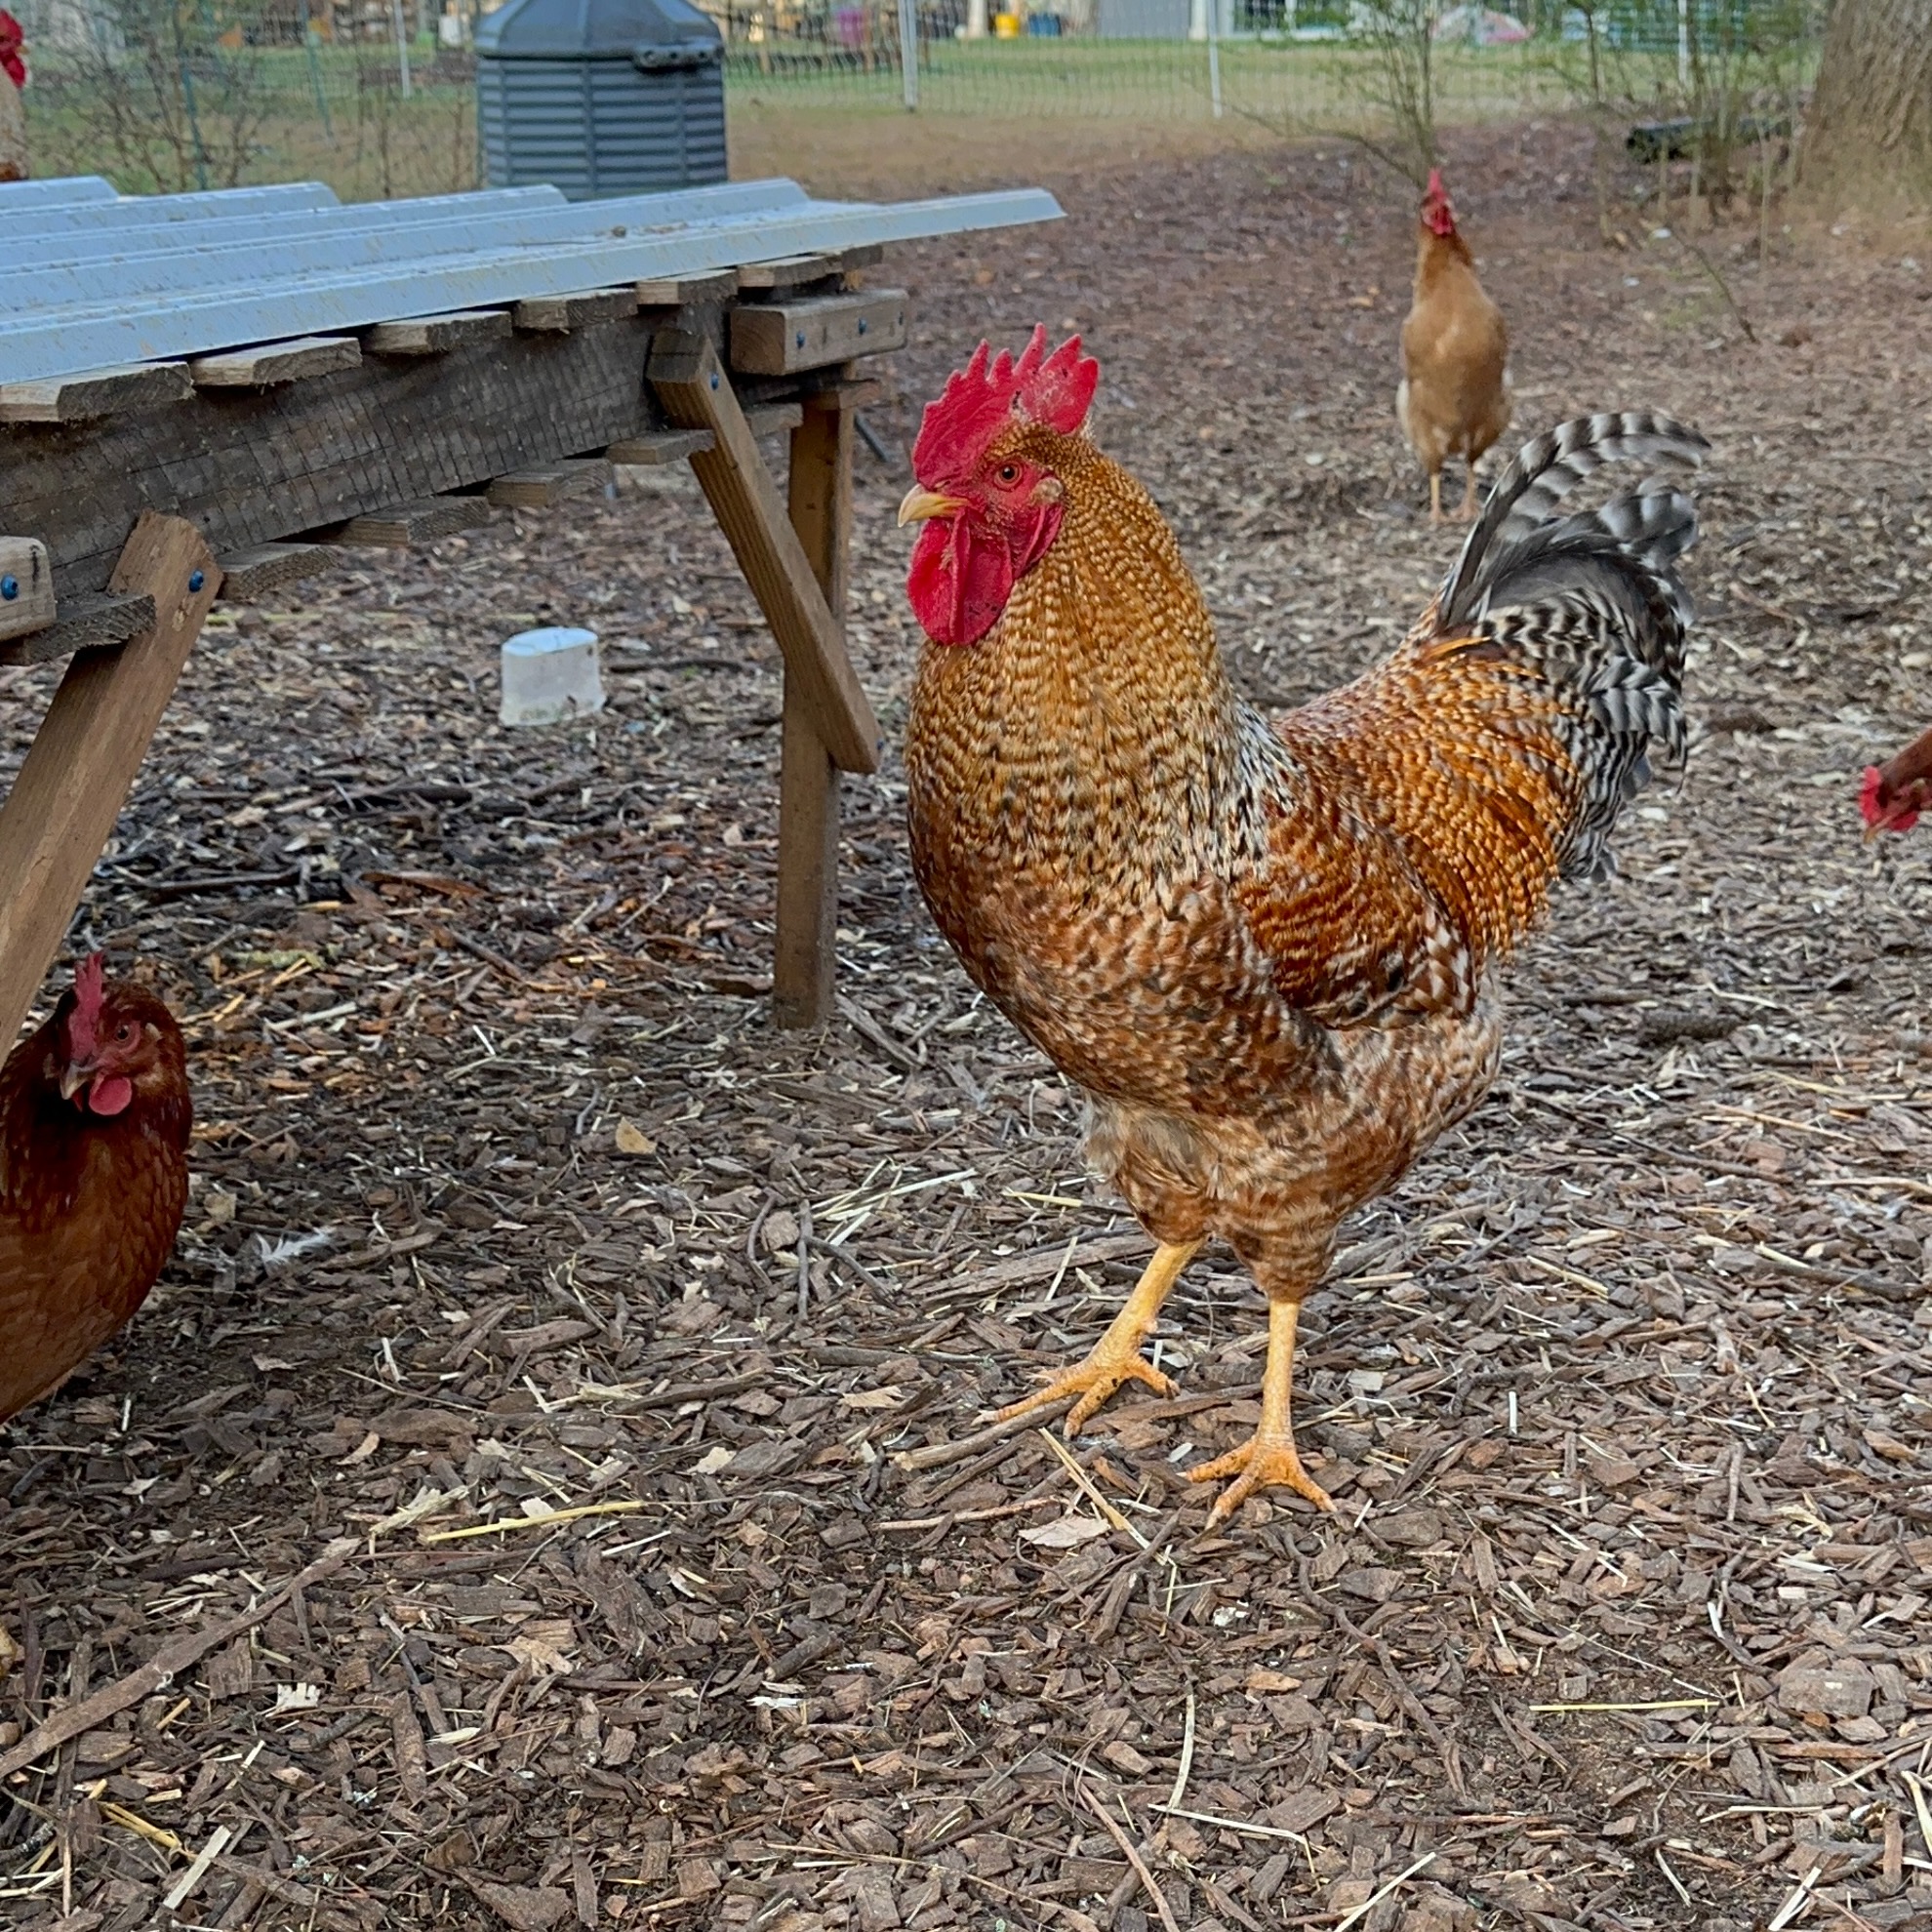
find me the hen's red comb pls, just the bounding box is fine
[912,327,1100,486]
[68,951,105,1057]
[1424,167,1447,201]
[1859,764,1886,826]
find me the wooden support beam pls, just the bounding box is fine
[730,291,908,378]
[648,327,878,778]
[325,497,492,548]
[513,289,638,332]
[190,337,362,387]
[0,514,220,1049]
[486,459,614,509]
[772,390,857,1030]
[0,363,192,424]
[0,537,56,641]
[364,309,512,356]
[606,427,714,466]
[216,543,331,603]
[0,591,153,668]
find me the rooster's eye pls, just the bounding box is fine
[115,1025,131,1042]
[996,463,1021,485]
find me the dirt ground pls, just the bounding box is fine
[2,120,1930,1932]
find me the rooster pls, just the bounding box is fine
[1860,724,1932,835]
[1399,168,1510,524]
[0,955,191,1425]
[899,329,1705,1523]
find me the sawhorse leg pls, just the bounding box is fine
[777,391,856,1029]
[0,514,221,1047]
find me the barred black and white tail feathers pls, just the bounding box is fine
[1437,410,1710,880]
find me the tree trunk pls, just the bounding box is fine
[0,79,24,183]
[1802,0,1932,208]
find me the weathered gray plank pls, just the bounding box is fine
[634,270,738,307]
[328,497,493,548]
[606,427,714,466]
[513,289,638,332]
[486,460,615,509]
[216,543,332,601]
[191,336,363,386]
[365,310,513,356]
[0,363,192,424]
[0,590,153,667]
[0,314,664,596]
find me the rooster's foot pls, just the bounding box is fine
[996,1347,1177,1433]
[993,1238,1199,1433]
[1187,1294,1332,1525]
[1188,1430,1334,1526]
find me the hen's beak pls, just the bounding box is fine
[898,486,964,527]
[59,1062,91,1103]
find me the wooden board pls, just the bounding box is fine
[0,591,153,668]
[216,543,331,602]
[0,515,221,1050]
[513,288,639,332]
[191,337,363,386]
[730,291,907,378]
[634,270,738,307]
[606,427,714,466]
[328,497,493,548]
[743,402,805,439]
[0,363,192,424]
[738,245,884,292]
[649,326,878,778]
[365,310,513,356]
[0,537,56,641]
[0,313,664,596]
[486,459,614,509]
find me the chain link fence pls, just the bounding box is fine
[14,0,1818,200]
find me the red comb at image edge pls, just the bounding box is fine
[1861,764,1915,833]
[0,12,24,89]
[912,328,1100,485]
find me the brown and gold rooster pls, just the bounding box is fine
[900,330,1706,1524]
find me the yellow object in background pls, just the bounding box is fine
[992,12,1021,34]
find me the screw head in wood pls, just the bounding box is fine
[188,569,205,592]
[795,330,806,346]
[0,575,14,601]
[709,371,720,390]
[858,318,868,334]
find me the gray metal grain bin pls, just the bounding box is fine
[475,0,726,200]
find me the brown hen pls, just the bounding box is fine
[1399,168,1512,524]
[900,331,1706,1523]
[0,955,191,1425]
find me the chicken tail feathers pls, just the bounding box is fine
[1440,409,1710,627]
[1432,411,1709,882]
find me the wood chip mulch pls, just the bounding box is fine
[0,120,1928,1932]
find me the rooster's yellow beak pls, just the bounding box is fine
[898,486,964,527]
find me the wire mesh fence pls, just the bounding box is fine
[13,0,1820,201]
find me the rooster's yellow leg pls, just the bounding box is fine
[1428,469,1445,525]
[1189,1296,1334,1525]
[996,1239,1201,1432]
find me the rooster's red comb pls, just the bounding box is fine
[1424,167,1447,201]
[912,327,1100,486]
[67,951,106,1057]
